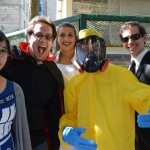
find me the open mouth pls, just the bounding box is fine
[38,46,46,54]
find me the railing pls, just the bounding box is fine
[6,14,150,50]
[7,14,150,68]
[6,29,27,46]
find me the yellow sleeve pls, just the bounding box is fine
[58,80,78,148]
[121,69,150,113]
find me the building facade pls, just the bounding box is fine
[0,0,28,34]
[1,0,150,34]
[72,0,150,16]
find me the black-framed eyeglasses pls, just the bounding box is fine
[0,49,9,58]
[120,33,142,43]
[32,32,53,41]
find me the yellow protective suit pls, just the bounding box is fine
[59,63,150,150]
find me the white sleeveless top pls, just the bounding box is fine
[55,50,79,86]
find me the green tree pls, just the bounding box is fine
[28,0,39,21]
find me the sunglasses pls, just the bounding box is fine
[120,33,142,43]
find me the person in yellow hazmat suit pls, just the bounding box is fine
[58,28,150,150]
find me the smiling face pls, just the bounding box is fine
[28,22,53,63]
[57,26,76,52]
[121,26,148,58]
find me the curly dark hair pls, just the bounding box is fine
[27,16,56,41]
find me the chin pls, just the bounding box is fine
[37,61,43,64]
[36,54,46,59]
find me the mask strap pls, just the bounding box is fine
[100,59,109,72]
[72,60,83,73]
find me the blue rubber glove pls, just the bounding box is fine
[137,108,150,128]
[62,127,97,150]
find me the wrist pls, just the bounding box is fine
[62,126,73,142]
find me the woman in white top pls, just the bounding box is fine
[55,22,79,86]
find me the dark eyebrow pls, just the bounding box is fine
[35,32,52,35]
[46,33,52,36]
[0,46,7,50]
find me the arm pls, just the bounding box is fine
[58,80,97,150]
[121,69,150,113]
[12,82,32,150]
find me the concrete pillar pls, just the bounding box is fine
[56,0,73,20]
[47,0,57,21]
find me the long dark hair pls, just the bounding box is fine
[0,31,10,54]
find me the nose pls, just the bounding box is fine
[64,35,70,41]
[128,38,133,44]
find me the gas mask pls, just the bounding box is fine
[76,35,107,72]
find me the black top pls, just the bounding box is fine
[0,47,64,149]
[130,51,150,150]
